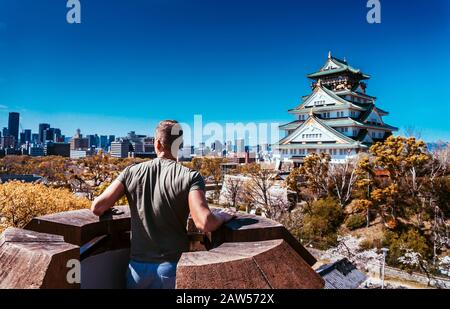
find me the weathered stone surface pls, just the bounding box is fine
[208,210,317,266]
[0,228,79,289]
[24,206,131,246]
[176,239,324,289]
[1,206,322,289]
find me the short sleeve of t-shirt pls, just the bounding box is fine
[189,171,205,192]
[116,165,132,189]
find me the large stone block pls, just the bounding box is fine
[176,239,324,289]
[0,228,79,289]
[208,211,317,266]
[24,206,131,246]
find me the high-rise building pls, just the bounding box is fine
[87,134,98,148]
[43,128,56,142]
[54,128,62,142]
[1,136,15,149]
[275,52,398,164]
[19,132,26,146]
[8,112,19,148]
[24,129,32,143]
[108,135,116,145]
[38,123,50,143]
[69,129,89,150]
[100,135,108,150]
[235,139,245,153]
[110,139,130,158]
[2,127,8,138]
[31,133,39,144]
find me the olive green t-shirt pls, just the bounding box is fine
[117,158,205,263]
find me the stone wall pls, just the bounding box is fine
[0,206,324,289]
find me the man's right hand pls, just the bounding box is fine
[216,208,236,224]
[188,190,236,233]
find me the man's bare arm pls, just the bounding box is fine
[91,180,125,216]
[188,190,235,233]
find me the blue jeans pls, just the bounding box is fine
[126,260,177,289]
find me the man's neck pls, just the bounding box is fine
[157,152,176,161]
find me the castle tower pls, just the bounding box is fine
[275,52,397,164]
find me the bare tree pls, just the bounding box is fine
[403,125,422,140]
[222,175,243,208]
[241,164,289,220]
[329,156,359,207]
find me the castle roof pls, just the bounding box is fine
[307,52,370,80]
[278,113,361,146]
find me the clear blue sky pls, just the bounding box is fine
[0,0,449,141]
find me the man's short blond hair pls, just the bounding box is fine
[155,120,183,151]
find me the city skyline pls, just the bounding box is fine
[0,0,449,141]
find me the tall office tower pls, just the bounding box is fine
[100,135,108,150]
[54,128,62,141]
[2,127,8,137]
[38,123,50,143]
[44,128,56,142]
[8,112,19,148]
[24,129,32,143]
[95,134,100,148]
[19,132,26,146]
[108,135,116,145]
[31,133,39,144]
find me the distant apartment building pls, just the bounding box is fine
[1,136,15,149]
[143,137,155,153]
[29,146,45,157]
[70,150,88,159]
[180,145,194,160]
[211,140,224,155]
[0,174,42,183]
[110,139,130,158]
[70,129,89,150]
[45,142,70,157]
[130,141,144,153]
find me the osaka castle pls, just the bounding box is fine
[275,52,397,164]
